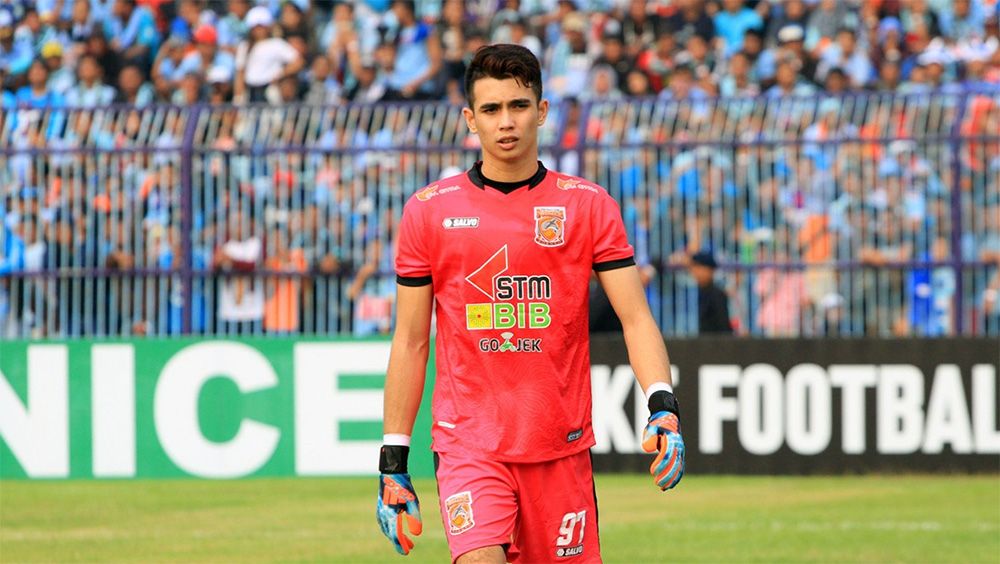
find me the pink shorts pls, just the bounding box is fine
[434,449,601,563]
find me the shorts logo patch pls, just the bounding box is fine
[534,207,566,247]
[445,491,475,535]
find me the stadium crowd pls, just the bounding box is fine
[0,0,998,107]
[1,0,999,339]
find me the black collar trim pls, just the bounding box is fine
[468,161,547,193]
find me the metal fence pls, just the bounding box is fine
[2,92,999,338]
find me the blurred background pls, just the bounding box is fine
[0,0,998,338]
[0,0,998,562]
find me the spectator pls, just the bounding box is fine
[303,53,342,105]
[217,0,250,50]
[581,64,622,101]
[348,237,393,336]
[623,68,653,96]
[172,70,204,104]
[593,19,633,88]
[816,27,874,89]
[106,0,160,68]
[84,29,123,86]
[40,41,74,95]
[65,53,115,106]
[235,6,304,103]
[0,8,33,77]
[621,0,659,59]
[437,0,467,104]
[15,60,64,108]
[718,50,759,96]
[546,10,593,99]
[213,209,264,335]
[714,0,763,58]
[508,16,542,61]
[765,57,816,98]
[263,226,307,334]
[664,0,715,47]
[636,25,677,92]
[766,0,809,45]
[754,232,807,337]
[345,57,385,103]
[687,250,734,334]
[115,63,154,106]
[939,0,987,42]
[805,0,854,57]
[176,24,236,83]
[384,0,442,100]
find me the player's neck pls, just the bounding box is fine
[479,157,540,183]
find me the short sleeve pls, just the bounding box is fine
[395,197,433,286]
[592,191,635,271]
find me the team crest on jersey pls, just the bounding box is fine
[445,491,475,535]
[534,207,566,247]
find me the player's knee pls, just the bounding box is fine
[456,545,506,564]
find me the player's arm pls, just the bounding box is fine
[377,282,432,556]
[383,282,433,436]
[597,265,684,491]
[596,265,671,391]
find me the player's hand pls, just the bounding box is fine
[641,390,685,491]
[376,446,422,555]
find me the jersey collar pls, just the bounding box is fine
[467,161,548,192]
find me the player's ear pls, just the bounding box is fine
[462,107,477,133]
[537,99,549,126]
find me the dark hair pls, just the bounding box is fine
[464,43,542,108]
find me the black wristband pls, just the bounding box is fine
[379,445,410,474]
[648,390,680,417]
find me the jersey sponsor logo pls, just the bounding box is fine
[556,177,599,194]
[479,332,542,353]
[443,217,480,229]
[535,207,566,247]
[415,183,461,202]
[465,246,509,300]
[465,246,554,338]
[445,491,475,535]
[567,429,583,442]
[466,302,551,330]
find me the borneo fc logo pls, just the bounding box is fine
[534,206,566,247]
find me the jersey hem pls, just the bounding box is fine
[431,438,597,464]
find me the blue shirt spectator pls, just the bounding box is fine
[714,0,763,57]
[104,1,160,58]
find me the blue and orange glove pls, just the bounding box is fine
[641,390,685,491]
[377,445,423,555]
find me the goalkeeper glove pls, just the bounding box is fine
[641,389,685,491]
[377,445,423,555]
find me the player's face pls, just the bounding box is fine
[463,77,548,175]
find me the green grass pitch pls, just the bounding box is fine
[2,474,997,563]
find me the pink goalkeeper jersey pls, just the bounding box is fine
[395,163,634,462]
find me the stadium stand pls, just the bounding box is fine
[1,0,999,338]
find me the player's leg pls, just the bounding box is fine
[435,452,519,564]
[456,545,506,563]
[509,450,601,562]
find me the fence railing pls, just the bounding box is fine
[2,92,999,338]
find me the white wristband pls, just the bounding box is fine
[645,382,674,402]
[383,433,411,447]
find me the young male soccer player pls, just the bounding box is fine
[376,44,684,563]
